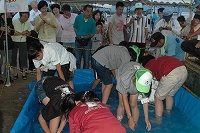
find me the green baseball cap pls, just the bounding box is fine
[129,45,140,62]
[135,68,153,93]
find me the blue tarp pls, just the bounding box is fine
[10,69,200,133]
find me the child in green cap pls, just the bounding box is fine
[116,44,153,131]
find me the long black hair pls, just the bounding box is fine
[75,90,99,102]
[61,90,99,119]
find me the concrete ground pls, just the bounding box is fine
[0,71,35,133]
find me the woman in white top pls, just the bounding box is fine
[50,4,63,44]
[60,4,77,52]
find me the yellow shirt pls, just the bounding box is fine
[34,12,58,40]
[12,19,31,42]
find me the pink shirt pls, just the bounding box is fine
[59,13,77,43]
[69,102,126,133]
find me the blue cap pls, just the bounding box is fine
[193,0,200,9]
[163,9,173,19]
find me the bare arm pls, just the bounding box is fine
[36,68,41,81]
[126,17,135,28]
[58,116,68,133]
[188,27,200,39]
[38,114,51,133]
[108,22,113,44]
[143,103,151,131]
[56,63,65,81]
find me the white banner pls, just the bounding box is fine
[0,0,28,13]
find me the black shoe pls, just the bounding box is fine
[0,79,4,84]
[22,74,27,80]
[10,77,14,82]
[13,74,18,80]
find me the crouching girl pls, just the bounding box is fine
[35,76,74,133]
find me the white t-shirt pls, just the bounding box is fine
[33,42,76,71]
[60,13,77,43]
[109,13,126,45]
[29,9,41,30]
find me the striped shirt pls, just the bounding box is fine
[129,15,148,43]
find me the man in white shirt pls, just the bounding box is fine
[29,0,41,30]
[153,9,181,36]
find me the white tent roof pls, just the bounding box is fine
[50,0,193,8]
[51,0,192,4]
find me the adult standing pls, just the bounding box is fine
[34,1,57,45]
[0,13,14,83]
[50,4,63,44]
[29,0,41,30]
[12,12,31,80]
[154,8,165,27]
[60,4,77,53]
[108,1,126,45]
[91,45,130,104]
[145,56,188,124]
[126,2,149,58]
[73,5,96,69]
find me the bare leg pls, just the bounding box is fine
[130,94,139,123]
[68,80,74,89]
[151,96,163,124]
[49,116,61,133]
[38,114,51,133]
[165,95,173,114]
[117,92,124,121]
[13,68,18,76]
[155,96,164,117]
[58,116,68,133]
[91,79,101,90]
[101,83,113,104]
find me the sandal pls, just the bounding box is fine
[13,74,18,80]
[22,74,27,80]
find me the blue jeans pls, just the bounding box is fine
[91,58,112,85]
[35,76,49,101]
[74,39,92,69]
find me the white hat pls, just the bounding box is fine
[135,3,143,9]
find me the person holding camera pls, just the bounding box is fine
[153,9,181,36]
[126,3,149,60]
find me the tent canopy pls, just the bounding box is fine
[51,0,192,5]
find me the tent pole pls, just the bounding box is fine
[150,0,153,35]
[4,0,11,87]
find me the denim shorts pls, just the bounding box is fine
[91,58,112,85]
[35,76,49,101]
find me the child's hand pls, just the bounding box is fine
[145,119,151,131]
[128,117,135,130]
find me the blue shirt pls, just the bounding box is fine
[73,14,96,36]
[162,36,184,61]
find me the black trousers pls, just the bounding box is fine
[181,39,200,58]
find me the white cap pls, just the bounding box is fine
[135,3,143,9]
